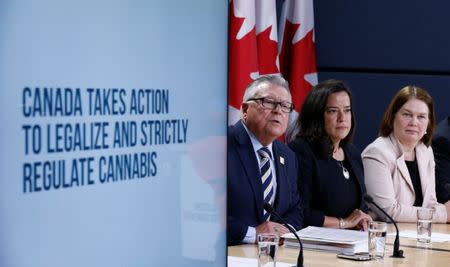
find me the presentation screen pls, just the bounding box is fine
[0,1,227,266]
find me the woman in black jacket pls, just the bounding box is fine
[288,80,371,230]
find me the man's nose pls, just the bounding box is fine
[272,103,283,113]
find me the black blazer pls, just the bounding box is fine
[227,121,303,245]
[288,138,367,227]
[432,116,450,203]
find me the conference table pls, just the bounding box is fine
[228,223,450,266]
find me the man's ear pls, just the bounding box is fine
[241,103,249,120]
[242,102,250,112]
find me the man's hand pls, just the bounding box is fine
[255,221,289,241]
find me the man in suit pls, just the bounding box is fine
[227,74,303,245]
[433,116,450,204]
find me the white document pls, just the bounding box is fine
[388,230,450,243]
[283,226,367,243]
[228,256,293,267]
[282,226,368,254]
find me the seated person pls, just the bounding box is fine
[433,116,450,204]
[362,86,450,223]
[288,80,371,230]
[228,74,303,245]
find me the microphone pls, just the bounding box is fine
[263,203,303,267]
[363,194,404,258]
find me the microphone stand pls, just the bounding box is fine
[363,194,404,258]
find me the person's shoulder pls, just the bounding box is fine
[362,136,395,159]
[274,139,291,151]
[228,121,240,135]
[228,121,248,150]
[228,120,246,137]
[364,136,390,149]
[288,137,312,153]
[274,139,296,157]
[227,124,236,142]
[344,143,361,155]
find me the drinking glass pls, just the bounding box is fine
[368,221,387,259]
[257,234,279,267]
[417,207,434,243]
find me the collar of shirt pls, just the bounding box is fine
[241,121,274,165]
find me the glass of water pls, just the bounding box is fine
[368,221,387,260]
[257,234,279,267]
[417,207,434,243]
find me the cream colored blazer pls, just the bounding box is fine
[362,134,447,223]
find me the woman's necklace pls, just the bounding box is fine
[337,160,350,179]
[333,146,350,179]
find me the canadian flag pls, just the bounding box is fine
[228,0,317,140]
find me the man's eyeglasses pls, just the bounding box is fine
[247,97,294,113]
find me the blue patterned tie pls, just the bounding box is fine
[258,147,274,221]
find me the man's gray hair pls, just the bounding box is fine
[242,74,291,102]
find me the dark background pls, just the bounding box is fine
[313,0,450,150]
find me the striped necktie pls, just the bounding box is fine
[258,147,274,221]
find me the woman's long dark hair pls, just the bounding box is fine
[294,79,355,158]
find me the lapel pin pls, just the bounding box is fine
[280,156,285,165]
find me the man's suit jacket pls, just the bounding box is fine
[433,117,450,203]
[288,138,368,227]
[227,121,303,245]
[362,134,447,223]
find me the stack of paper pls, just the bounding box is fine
[282,226,368,254]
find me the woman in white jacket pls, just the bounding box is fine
[362,86,450,223]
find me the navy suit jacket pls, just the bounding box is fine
[288,138,368,227]
[432,117,450,203]
[227,121,303,245]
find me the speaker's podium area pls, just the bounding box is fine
[228,223,450,266]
